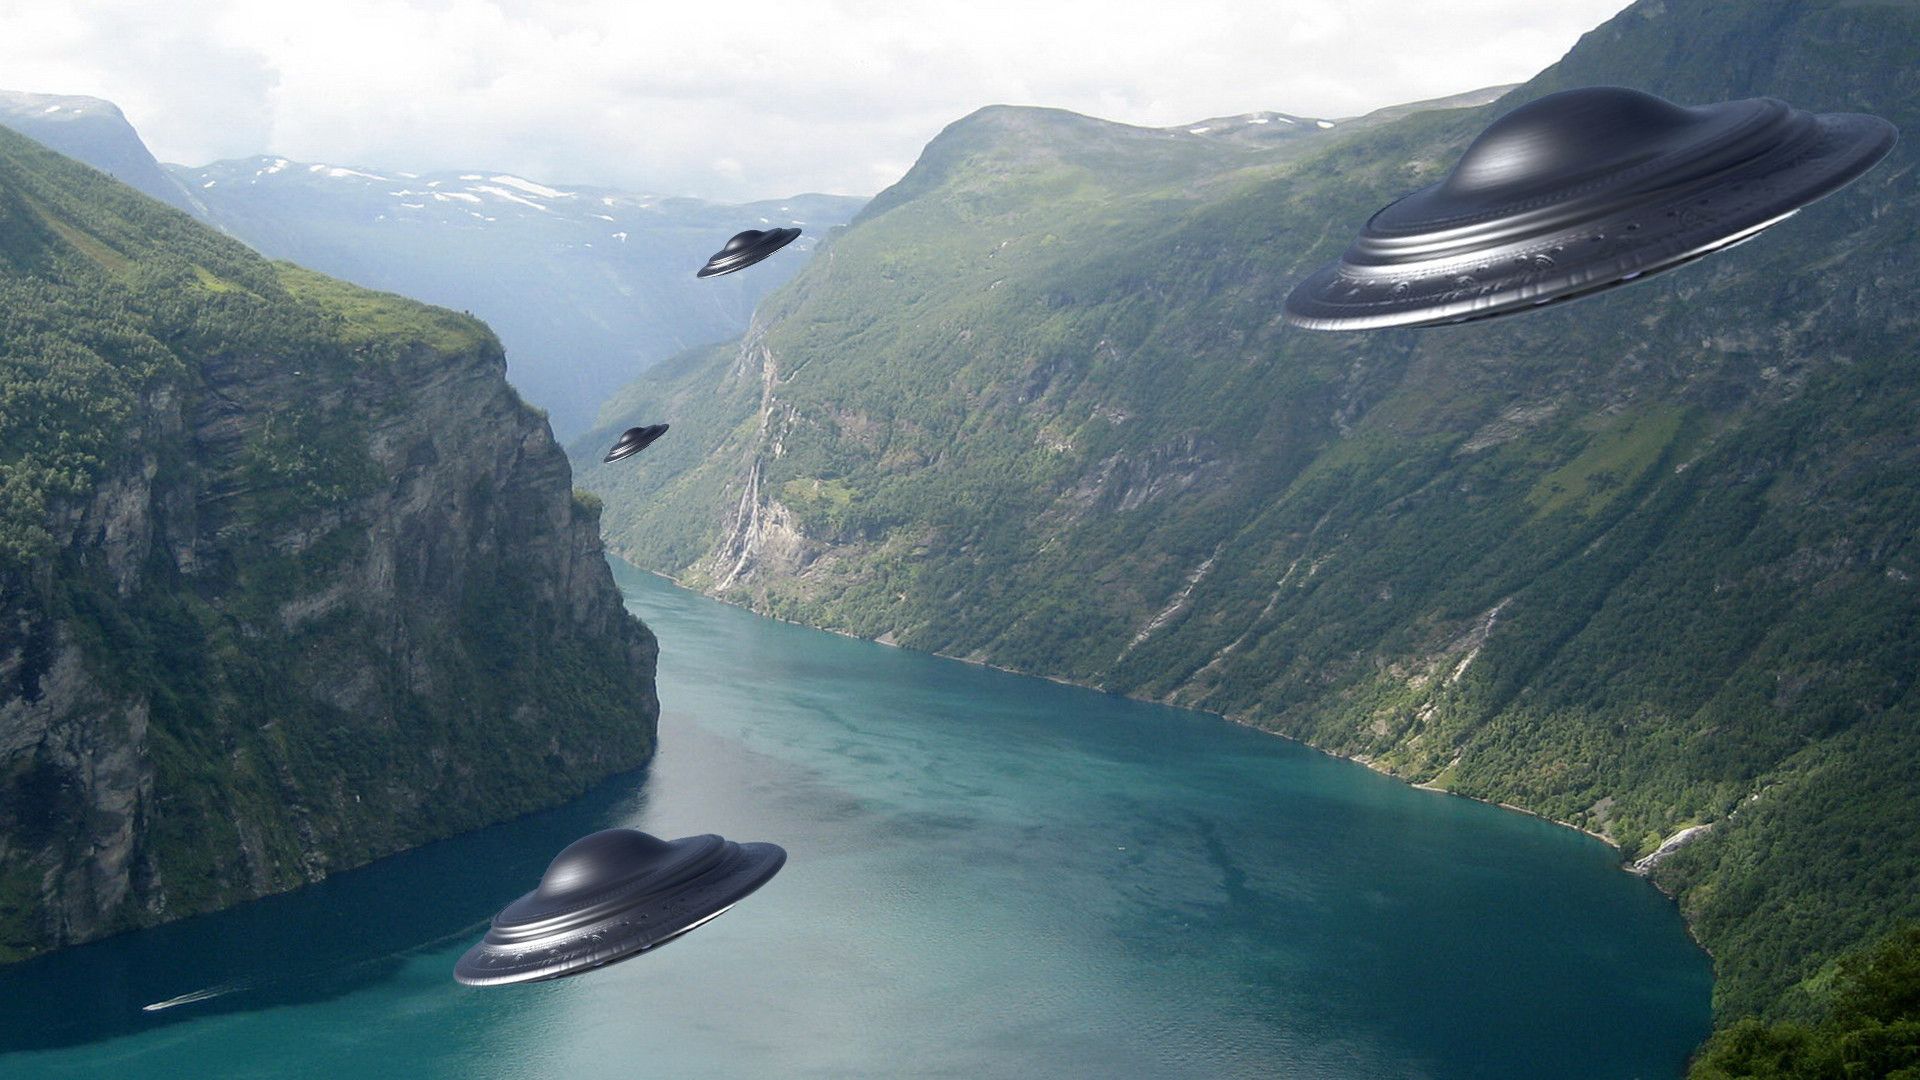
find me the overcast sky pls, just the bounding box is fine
[0,0,1634,202]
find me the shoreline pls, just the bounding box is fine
[625,560,1716,963]
[632,561,1658,861]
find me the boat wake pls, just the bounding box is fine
[141,981,247,1013]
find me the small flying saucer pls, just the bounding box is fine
[1284,86,1897,330]
[697,227,801,278]
[454,828,786,986]
[603,423,668,463]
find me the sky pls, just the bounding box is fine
[0,0,1636,203]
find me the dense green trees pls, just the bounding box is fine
[1694,925,1920,1079]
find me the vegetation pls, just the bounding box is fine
[1693,924,1920,1079]
[576,0,1920,1062]
[0,121,654,960]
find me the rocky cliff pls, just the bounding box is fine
[0,123,657,961]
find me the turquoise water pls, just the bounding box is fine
[0,563,1711,1078]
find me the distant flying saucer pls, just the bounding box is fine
[603,423,668,463]
[454,829,786,986]
[697,227,801,278]
[1283,86,1897,330]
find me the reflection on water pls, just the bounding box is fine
[0,563,1712,1079]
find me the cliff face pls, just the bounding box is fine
[0,124,657,960]
[579,0,1920,1025]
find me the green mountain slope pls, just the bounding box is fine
[0,123,657,960]
[0,91,209,220]
[579,0,1920,1036]
[571,87,1505,577]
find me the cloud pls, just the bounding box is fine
[0,0,1634,201]
[0,0,278,156]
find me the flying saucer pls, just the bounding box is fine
[603,423,668,463]
[1284,86,1897,331]
[697,227,801,278]
[454,828,786,986]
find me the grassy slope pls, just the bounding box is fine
[579,0,1920,1033]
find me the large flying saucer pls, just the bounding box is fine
[1284,86,1896,330]
[697,227,801,278]
[603,423,668,463]
[455,829,786,986]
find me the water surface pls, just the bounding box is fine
[0,562,1711,1078]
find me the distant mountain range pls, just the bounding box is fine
[576,0,1920,1053]
[170,159,866,435]
[0,91,209,219]
[0,90,867,436]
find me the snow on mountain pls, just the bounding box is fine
[0,89,209,219]
[487,174,573,199]
[169,152,865,435]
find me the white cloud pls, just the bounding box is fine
[0,0,1635,201]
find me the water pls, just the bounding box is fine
[0,563,1712,1078]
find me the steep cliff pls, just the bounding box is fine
[0,123,657,961]
[580,0,1920,1027]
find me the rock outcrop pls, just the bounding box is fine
[0,124,657,961]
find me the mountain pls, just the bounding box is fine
[168,156,865,436]
[0,122,657,961]
[0,92,207,220]
[577,0,1920,1038]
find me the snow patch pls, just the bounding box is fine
[433,191,482,203]
[471,185,551,211]
[321,166,388,181]
[1188,126,1212,134]
[612,231,627,242]
[42,105,61,114]
[591,213,615,221]
[1248,117,1270,124]
[488,174,572,198]
[1315,120,1335,129]
[201,180,216,188]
